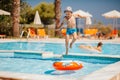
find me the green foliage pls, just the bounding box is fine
[20,1,32,24]
[98,25,112,34]
[0,1,55,36]
[0,0,13,12]
[91,21,113,34]
[33,2,55,25]
[0,0,13,36]
[0,16,12,36]
[20,2,55,25]
[0,0,28,36]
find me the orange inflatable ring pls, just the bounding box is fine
[53,61,83,71]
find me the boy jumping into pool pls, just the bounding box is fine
[56,6,77,55]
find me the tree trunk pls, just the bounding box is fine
[12,0,20,37]
[54,0,61,36]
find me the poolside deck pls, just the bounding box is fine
[80,61,120,80]
[0,37,120,43]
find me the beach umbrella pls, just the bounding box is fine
[102,10,120,18]
[85,17,92,25]
[86,12,92,17]
[73,10,88,34]
[34,11,41,25]
[102,10,120,30]
[85,17,92,28]
[85,12,92,28]
[73,10,90,18]
[0,9,10,15]
[74,10,93,31]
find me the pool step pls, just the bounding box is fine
[42,52,62,58]
[0,52,14,57]
[0,50,62,59]
[0,50,14,57]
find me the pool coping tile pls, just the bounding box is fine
[80,61,120,80]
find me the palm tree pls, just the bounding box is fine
[54,0,61,36]
[12,0,20,37]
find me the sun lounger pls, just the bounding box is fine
[37,29,48,38]
[111,29,118,38]
[83,29,98,39]
[0,34,6,38]
[84,29,98,35]
[27,28,37,38]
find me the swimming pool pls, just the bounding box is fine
[0,52,119,78]
[0,41,120,79]
[0,42,120,55]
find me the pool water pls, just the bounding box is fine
[0,52,119,78]
[0,42,120,55]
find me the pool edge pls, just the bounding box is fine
[80,61,120,80]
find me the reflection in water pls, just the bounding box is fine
[45,70,75,75]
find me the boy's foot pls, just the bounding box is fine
[70,42,72,48]
[66,47,68,55]
[66,51,68,55]
[66,52,68,55]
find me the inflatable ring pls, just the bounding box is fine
[53,61,83,70]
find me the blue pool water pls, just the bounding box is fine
[0,52,119,78]
[0,42,120,55]
[0,42,120,78]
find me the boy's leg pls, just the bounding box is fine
[65,35,69,55]
[70,32,77,48]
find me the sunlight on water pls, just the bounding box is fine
[0,42,120,55]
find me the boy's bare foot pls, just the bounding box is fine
[70,42,72,48]
[66,52,68,55]
[66,50,68,55]
[66,47,68,55]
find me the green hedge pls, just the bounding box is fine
[0,26,12,36]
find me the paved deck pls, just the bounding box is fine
[0,38,120,43]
